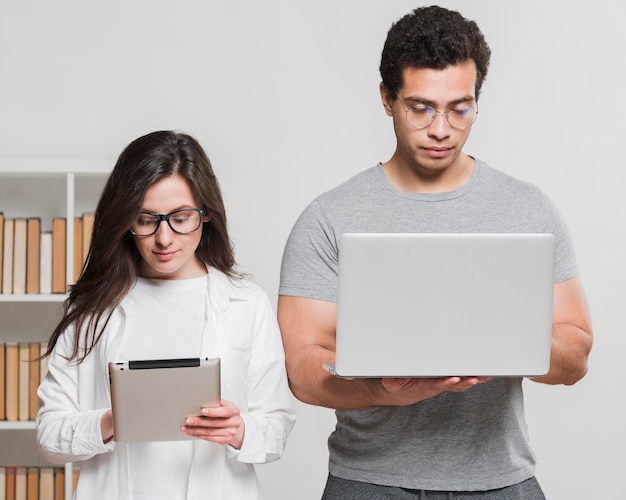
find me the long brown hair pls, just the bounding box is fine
[45,131,237,363]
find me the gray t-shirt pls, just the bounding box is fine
[279,160,578,491]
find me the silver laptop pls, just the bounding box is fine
[109,357,221,442]
[331,233,555,378]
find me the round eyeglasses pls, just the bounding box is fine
[130,208,205,236]
[399,99,478,130]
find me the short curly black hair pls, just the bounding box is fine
[380,5,491,100]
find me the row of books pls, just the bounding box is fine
[0,342,47,422]
[0,212,95,295]
[0,466,78,500]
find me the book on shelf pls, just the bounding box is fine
[2,218,14,294]
[38,468,54,500]
[73,217,83,284]
[15,466,27,500]
[81,212,95,270]
[0,466,5,500]
[0,212,4,292]
[13,218,28,295]
[54,467,64,500]
[26,467,38,500]
[39,231,53,295]
[5,466,16,500]
[26,218,41,294]
[51,218,66,294]
[0,343,4,420]
[29,341,41,421]
[18,343,30,421]
[5,342,19,421]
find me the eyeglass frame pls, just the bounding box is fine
[129,207,206,236]
[397,98,478,130]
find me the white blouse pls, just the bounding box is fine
[36,270,296,500]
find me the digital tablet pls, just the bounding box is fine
[108,357,221,442]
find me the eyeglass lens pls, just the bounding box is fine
[404,104,477,130]
[131,209,203,236]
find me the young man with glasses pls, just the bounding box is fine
[278,5,592,499]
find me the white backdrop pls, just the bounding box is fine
[1,1,624,498]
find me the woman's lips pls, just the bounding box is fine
[154,251,176,262]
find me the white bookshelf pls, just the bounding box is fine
[0,158,111,499]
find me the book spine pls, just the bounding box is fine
[26,218,41,294]
[12,218,27,295]
[0,212,4,292]
[18,343,30,421]
[28,341,41,421]
[4,342,19,421]
[39,231,53,295]
[51,218,67,294]
[73,217,83,283]
[26,467,38,500]
[2,218,14,294]
[0,343,4,420]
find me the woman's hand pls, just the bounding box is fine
[181,400,245,449]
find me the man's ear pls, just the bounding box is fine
[380,82,394,116]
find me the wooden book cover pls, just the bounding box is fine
[26,468,38,500]
[5,342,19,421]
[29,341,41,420]
[2,218,14,294]
[0,212,4,291]
[0,343,5,420]
[18,342,30,421]
[51,218,66,294]
[39,230,53,294]
[5,466,16,500]
[38,468,55,500]
[14,466,26,500]
[73,216,83,283]
[26,218,41,294]
[81,211,95,269]
[12,218,27,295]
[54,467,64,500]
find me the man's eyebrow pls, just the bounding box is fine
[404,96,476,107]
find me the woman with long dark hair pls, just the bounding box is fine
[36,130,295,500]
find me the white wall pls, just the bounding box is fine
[1,1,624,498]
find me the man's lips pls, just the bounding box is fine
[423,146,451,158]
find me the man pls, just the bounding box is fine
[278,5,592,500]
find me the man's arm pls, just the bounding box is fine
[531,277,593,385]
[277,295,489,410]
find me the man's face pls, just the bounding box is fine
[382,61,478,178]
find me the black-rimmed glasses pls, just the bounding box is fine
[130,208,205,236]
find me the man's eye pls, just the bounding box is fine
[450,107,471,116]
[410,106,431,114]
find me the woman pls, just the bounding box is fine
[36,131,296,499]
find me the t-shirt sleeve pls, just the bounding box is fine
[279,199,340,302]
[543,195,578,283]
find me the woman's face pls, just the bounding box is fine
[132,175,209,280]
